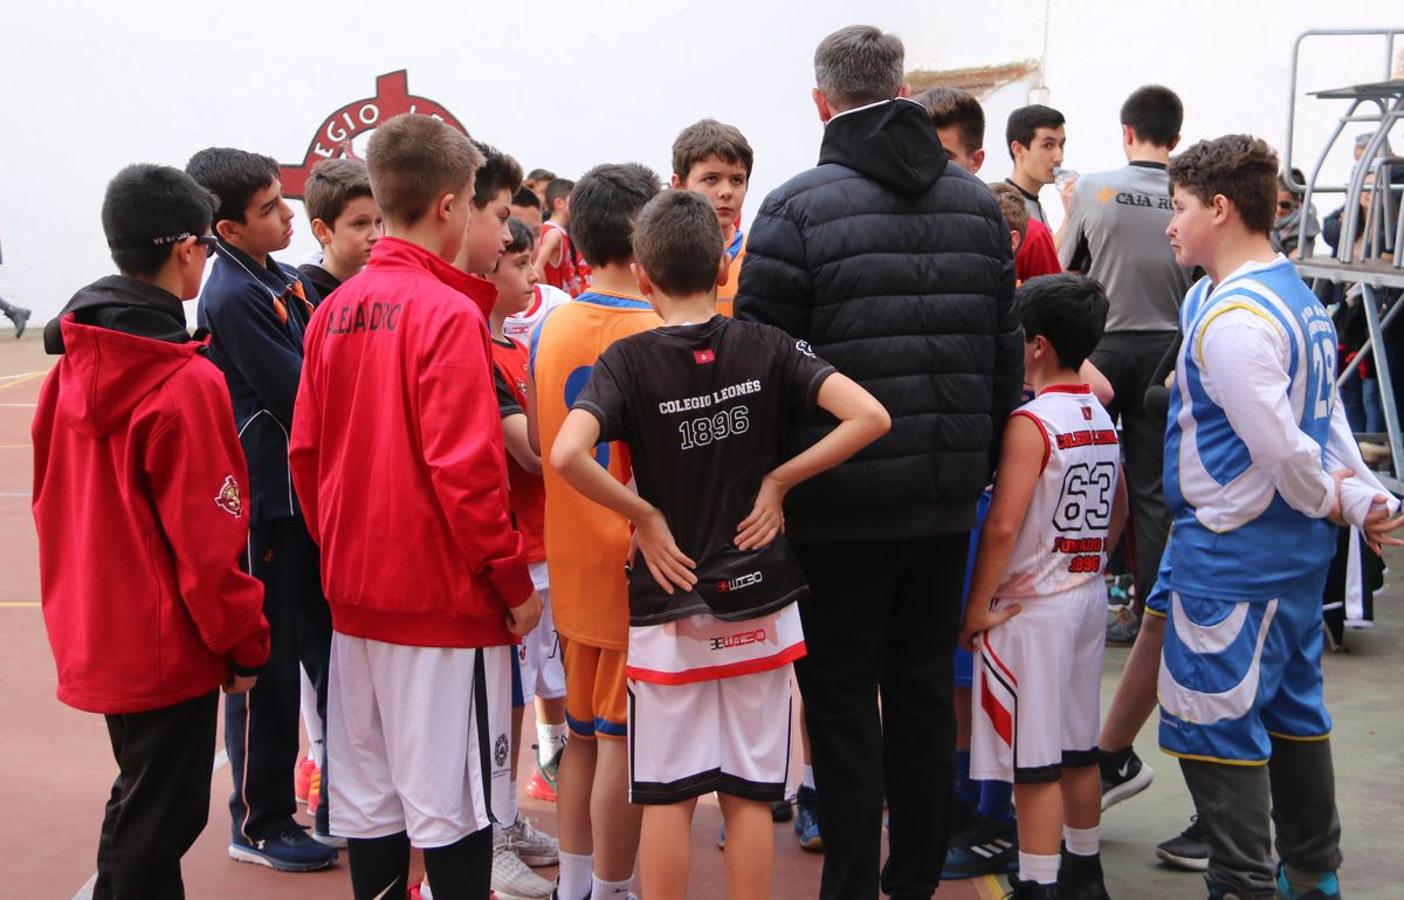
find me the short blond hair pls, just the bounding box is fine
[367,115,483,225]
[988,182,1029,242]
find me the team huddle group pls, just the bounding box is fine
[28,23,1403,900]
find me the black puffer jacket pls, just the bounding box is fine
[736,98,1021,543]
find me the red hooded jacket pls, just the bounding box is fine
[32,288,270,715]
[291,238,533,647]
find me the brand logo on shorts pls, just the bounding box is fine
[710,629,767,651]
[1081,405,1093,420]
[215,475,243,518]
[493,734,510,768]
[715,571,763,594]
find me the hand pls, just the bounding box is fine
[1362,494,1404,554]
[636,507,697,595]
[959,598,1022,652]
[1059,174,1079,212]
[506,591,544,637]
[1327,468,1353,526]
[735,474,788,551]
[224,673,257,694]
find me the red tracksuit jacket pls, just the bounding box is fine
[32,314,270,714]
[290,237,533,647]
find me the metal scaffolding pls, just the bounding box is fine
[1285,28,1404,492]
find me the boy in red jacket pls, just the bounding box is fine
[290,113,542,900]
[32,163,271,899]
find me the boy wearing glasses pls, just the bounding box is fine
[33,164,271,898]
[188,147,340,871]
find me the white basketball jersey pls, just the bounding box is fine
[998,385,1121,599]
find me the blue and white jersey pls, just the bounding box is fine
[1163,255,1338,600]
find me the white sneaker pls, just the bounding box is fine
[499,816,559,867]
[490,843,554,898]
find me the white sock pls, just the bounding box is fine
[1063,824,1100,857]
[558,851,592,900]
[592,875,633,898]
[537,722,567,766]
[802,765,816,791]
[1018,851,1060,885]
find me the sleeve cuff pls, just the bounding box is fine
[491,560,535,608]
[230,659,266,678]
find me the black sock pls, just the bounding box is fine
[348,831,411,900]
[422,826,493,898]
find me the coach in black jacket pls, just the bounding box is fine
[736,25,1020,900]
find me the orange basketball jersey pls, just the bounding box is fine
[715,228,747,318]
[530,290,662,649]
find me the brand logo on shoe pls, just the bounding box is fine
[494,733,510,768]
[1117,759,1132,778]
[215,475,243,518]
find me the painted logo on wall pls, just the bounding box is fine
[279,70,466,200]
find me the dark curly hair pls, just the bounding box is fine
[1168,135,1278,235]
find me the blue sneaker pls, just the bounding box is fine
[794,785,823,852]
[941,813,1016,879]
[228,826,338,872]
[1276,865,1341,899]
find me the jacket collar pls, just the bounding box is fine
[368,237,499,318]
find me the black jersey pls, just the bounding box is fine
[573,315,835,626]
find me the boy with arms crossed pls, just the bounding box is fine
[290,114,542,900]
[961,274,1126,900]
[34,164,270,898]
[1158,135,1402,900]
[552,190,889,900]
[528,163,662,900]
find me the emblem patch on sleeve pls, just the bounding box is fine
[215,475,243,518]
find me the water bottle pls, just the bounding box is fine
[1053,166,1079,190]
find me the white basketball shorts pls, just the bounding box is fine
[326,633,513,846]
[971,578,1104,783]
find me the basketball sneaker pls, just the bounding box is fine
[1005,875,1058,899]
[228,826,338,872]
[526,746,560,802]
[1099,746,1154,810]
[1276,865,1341,899]
[941,813,1016,879]
[1155,816,1208,871]
[294,756,317,805]
[794,785,823,852]
[491,841,553,898]
[499,816,559,867]
[1057,849,1111,900]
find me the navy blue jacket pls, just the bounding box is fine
[736,98,1021,543]
[197,243,320,525]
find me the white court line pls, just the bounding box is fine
[0,370,45,382]
[72,749,230,899]
[0,402,36,407]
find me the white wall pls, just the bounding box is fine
[0,1,1398,320]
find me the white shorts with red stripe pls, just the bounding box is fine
[625,605,804,804]
[971,578,1105,784]
[515,563,566,703]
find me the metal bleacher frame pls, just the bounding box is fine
[1284,27,1404,493]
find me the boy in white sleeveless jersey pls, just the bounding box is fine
[961,274,1126,900]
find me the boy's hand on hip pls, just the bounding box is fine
[507,591,544,637]
[959,599,1022,652]
[636,507,697,596]
[735,474,788,551]
[224,673,257,694]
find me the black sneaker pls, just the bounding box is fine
[1155,816,1208,871]
[228,826,338,872]
[942,813,1017,879]
[1057,849,1111,900]
[1004,875,1057,899]
[771,796,794,823]
[1100,746,1154,811]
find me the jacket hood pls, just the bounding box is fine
[54,314,206,438]
[818,98,949,194]
[368,237,499,317]
[44,275,190,354]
